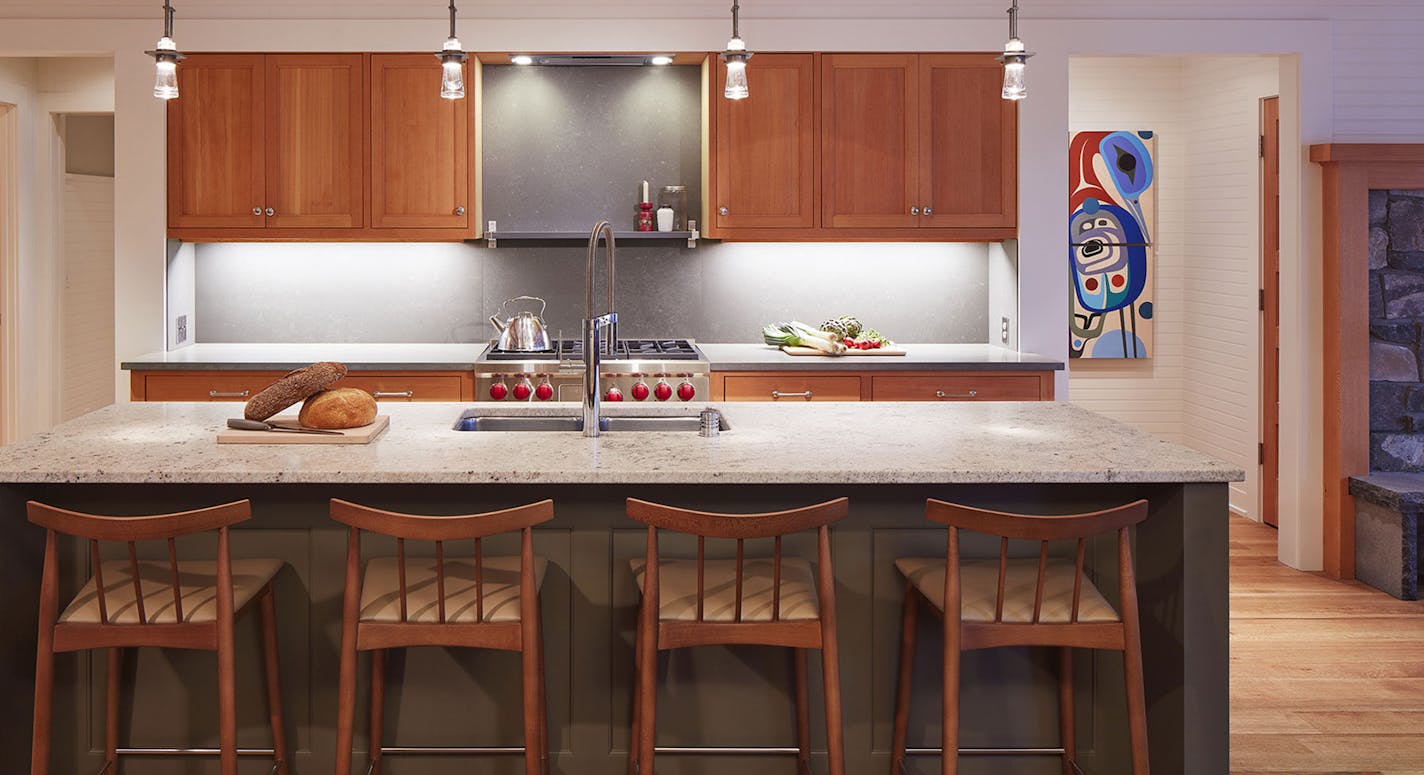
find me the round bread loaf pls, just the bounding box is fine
[243,361,348,421]
[298,388,378,429]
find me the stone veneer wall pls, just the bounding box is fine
[1369,189,1424,470]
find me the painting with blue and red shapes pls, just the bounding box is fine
[1069,130,1156,359]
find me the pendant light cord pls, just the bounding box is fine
[162,0,175,39]
[1007,0,1018,40]
[448,0,458,40]
[730,0,741,41]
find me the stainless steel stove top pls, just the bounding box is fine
[475,339,711,403]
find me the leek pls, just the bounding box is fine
[763,323,847,355]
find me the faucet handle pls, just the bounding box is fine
[587,312,618,328]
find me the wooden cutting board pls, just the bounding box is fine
[217,415,390,445]
[780,345,907,356]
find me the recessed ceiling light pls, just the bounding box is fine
[511,54,534,66]
[649,55,675,66]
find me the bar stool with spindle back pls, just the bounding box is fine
[331,498,554,775]
[27,499,289,775]
[889,499,1151,775]
[626,497,849,775]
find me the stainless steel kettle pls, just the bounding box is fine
[489,296,553,352]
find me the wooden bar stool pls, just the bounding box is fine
[626,497,848,775]
[331,498,554,775]
[27,499,288,775]
[889,499,1151,775]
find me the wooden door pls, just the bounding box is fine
[919,54,1017,229]
[713,53,817,231]
[167,54,266,229]
[265,54,365,229]
[369,53,472,231]
[821,54,919,229]
[1261,96,1280,528]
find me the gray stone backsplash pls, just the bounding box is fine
[192,241,993,347]
[1369,189,1424,471]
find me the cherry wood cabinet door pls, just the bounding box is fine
[820,54,919,229]
[369,54,472,231]
[919,54,1017,229]
[714,53,817,231]
[265,54,366,229]
[167,55,266,229]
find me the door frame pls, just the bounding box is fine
[1260,95,1280,528]
[0,103,17,444]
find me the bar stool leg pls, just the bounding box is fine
[635,600,658,775]
[336,530,361,775]
[522,618,542,775]
[628,608,646,775]
[793,648,811,775]
[105,648,121,774]
[1058,648,1075,775]
[31,533,59,775]
[259,589,290,774]
[818,545,846,775]
[535,602,549,775]
[890,587,919,775]
[369,649,386,775]
[217,623,237,775]
[942,628,960,775]
[1123,628,1151,774]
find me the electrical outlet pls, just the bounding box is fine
[175,314,188,345]
[1000,316,1010,344]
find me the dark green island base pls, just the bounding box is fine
[0,402,1239,775]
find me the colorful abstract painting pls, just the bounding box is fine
[1069,130,1156,359]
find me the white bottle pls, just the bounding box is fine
[656,206,675,232]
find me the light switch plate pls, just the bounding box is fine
[175,314,188,345]
[1000,316,1010,344]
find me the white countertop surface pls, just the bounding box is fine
[0,402,1240,485]
[121,343,490,371]
[697,343,1063,371]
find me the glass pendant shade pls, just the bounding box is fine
[152,37,179,100]
[440,38,465,100]
[723,37,750,100]
[1000,37,1029,101]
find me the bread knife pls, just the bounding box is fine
[227,418,345,436]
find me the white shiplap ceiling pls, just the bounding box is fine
[1,0,1422,21]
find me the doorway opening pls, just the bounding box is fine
[56,112,115,421]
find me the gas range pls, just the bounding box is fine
[475,339,711,403]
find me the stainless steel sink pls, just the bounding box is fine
[453,410,729,433]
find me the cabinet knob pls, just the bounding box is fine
[455,206,466,216]
[910,207,920,216]
[265,207,275,217]
[719,206,729,216]
[252,207,262,216]
[924,207,934,216]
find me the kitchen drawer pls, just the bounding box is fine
[871,374,1044,402]
[722,375,862,402]
[139,373,277,402]
[335,375,464,402]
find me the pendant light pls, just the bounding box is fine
[997,0,1033,101]
[436,0,469,100]
[720,0,753,100]
[145,0,184,101]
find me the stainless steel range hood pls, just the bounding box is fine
[523,54,673,67]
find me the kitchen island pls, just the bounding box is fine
[0,401,1238,775]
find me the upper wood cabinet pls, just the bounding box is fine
[369,54,473,231]
[821,54,921,230]
[918,54,1017,229]
[167,55,267,230]
[167,53,476,241]
[709,53,818,234]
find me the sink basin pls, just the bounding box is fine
[453,409,730,433]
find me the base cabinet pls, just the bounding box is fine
[712,370,1055,402]
[129,370,475,403]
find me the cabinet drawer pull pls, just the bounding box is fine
[209,389,251,398]
[371,390,415,399]
[252,207,262,216]
[910,207,921,216]
[265,207,275,217]
[924,207,934,216]
[771,390,814,400]
[455,206,466,216]
[719,206,729,216]
[935,389,978,399]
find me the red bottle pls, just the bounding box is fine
[636,202,655,231]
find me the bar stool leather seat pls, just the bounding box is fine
[631,557,819,622]
[894,557,1120,624]
[360,556,547,623]
[59,558,284,625]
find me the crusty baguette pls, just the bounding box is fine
[243,361,348,421]
[298,388,378,429]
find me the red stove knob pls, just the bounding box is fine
[677,381,696,401]
[605,386,624,402]
[512,381,533,401]
[631,381,650,401]
[488,382,508,400]
[534,382,554,401]
[654,381,673,402]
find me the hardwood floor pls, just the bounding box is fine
[1230,516,1424,775]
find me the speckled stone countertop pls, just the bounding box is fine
[120,343,489,371]
[697,343,1064,371]
[0,402,1241,486]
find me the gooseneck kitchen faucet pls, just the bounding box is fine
[583,220,618,437]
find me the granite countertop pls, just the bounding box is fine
[121,343,489,371]
[0,402,1241,486]
[1350,473,1424,510]
[698,343,1064,372]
